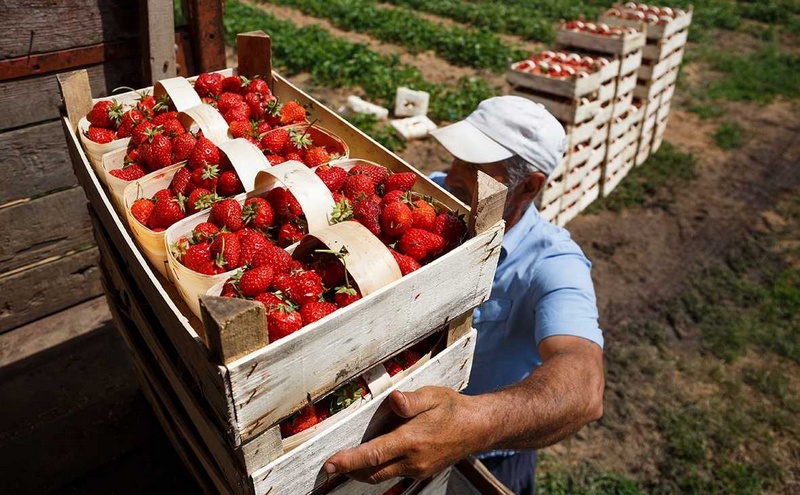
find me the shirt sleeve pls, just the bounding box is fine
[531,243,604,349]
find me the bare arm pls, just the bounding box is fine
[324,335,604,483]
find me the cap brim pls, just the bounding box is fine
[430,120,513,164]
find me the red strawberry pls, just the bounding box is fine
[280,101,307,125]
[300,301,338,325]
[349,163,389,186]
[381,189,406,208]
[267,304,304,342]
[256,121,272,136]
[261,128,290,155]
[334,286,362,307]
[315,165,347,193]
[172,133,197,163]
[266,154,286,166]
[87,100,123,128]
[147,133,173,169]
[284,152,304,164]
[385,172,417,193]
[183,242,213,272]
[247,78,270,96]
[209,198,244,231]
[398,228,445,261]
[342,175,376,202]
[130,120,154,146]
[169,167,193,196]
[148,193,186,229]
[228,120,252,139]
[194,72,223,98]
[280,404,317,437]
[188,137,220,170]
[242,197,275,230]
[239,266,274,297]
[432,213,467,249]
[237,229,271,265]
[266,187,303,222]
[116,109,145,138]
[283,270,324,306]
[192,222,220,243]
[389,248,421,275]
[151,111,179,126]
[282,128,312,156]
[191,163,219,191]
[223,102,251,124]
[385,360,404,377]
[277,221,304,248]
[311,254,346,288]
[160,118,186,138]
[217,92,244,114]
[304,147,330,167]
[221,281,239,298]
[217,170,243,197]
[254,291,284,309]
[187,188,216,214]
[251,244,296,275]
[353,199,382,236]
[130,198,154,226]
[411,199,437,231]
[211,232,241,270]
[86,126,116,144]
[244,92,266,120]
[381,201,413,237]
[109,163,147,181]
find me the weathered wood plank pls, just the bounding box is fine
[0,187,94,274]
[1,0,140,59]
[141,0,177,83]
[0,60,141,132]
[0,248,102,333]
[0,121,77,205]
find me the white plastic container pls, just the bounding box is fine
[394,87,430,117]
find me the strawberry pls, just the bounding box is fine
[211,232,241,270]
[385,360,404,377]
[242,197,275,230]
[147,133,173,169]
[183,242,213,272]
[282,270,324,306]
[331,378,369,412]
[256,121,272,136]
[266,154,286,166]
[160,118,186,138]
[86,126,116,144]
[188,137,220,171]
[191,163,219,191]
[116,109,145,138]
[389,248,421,275]
[130,120,154,146]
[223,102,251,124]
[349,163,389,186]
[254,291,284,309]
[221,75,244,93]
[87,100,123,128]
[251,244,295,275]
[266,187,303,222]
[280,101,307,125]
[381,201,413,237]
[217,92,244,114]
[385,172,417,193]
[353,199,382,236]
[228,120,253,139]
[244,92,266,120]
[187,188,216,214]
[334,286,361,307]
[194,72,223,98]
[432,213,467,249]
[239,266,274,297]
[330,196,354,224]
[247,78,270,96]
[304,147,330,167]
[169,166,194,196]
[209,198,244,231]
[381,189,406,208]
[267,304,304,342]
[217,170,243,197]
[130,198,154,226]
[282,128,312,156]
[277,221,304,248]
[192,222,220,243]
[342,175,376,202]
[411,199,437,231]
[261,128,290,155]
[109,163,147,181]
[315,165,347,193]
[172,133,197,163]
[280,404,317,438]
[151,111,179,126]
[398,228,445,261]
[237,229,271,266]
[148,193,186,229]
[284,152,304,164]
[311,254,346,288]
[300,301,338,325]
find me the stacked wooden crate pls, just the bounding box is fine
[58,32,507,495]
[555,22,646,199]
[601,4,693,165]
[507,49,618,226]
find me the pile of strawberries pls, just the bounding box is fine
[562,20,640,36]
[260,126,339,168]
[606,3,686,25]
[514,50,611,79]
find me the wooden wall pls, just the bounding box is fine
[0,0,145,333]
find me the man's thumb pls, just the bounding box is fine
[389,388,435,419]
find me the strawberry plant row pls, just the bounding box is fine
[224,0,496,122]
[258,0,527,72]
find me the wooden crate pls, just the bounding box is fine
[637,46,684,80]
[634,66,678,100]
[611,91,634,119]
[609,107,645,142]
[556,26,646,56]
[538,196,561,223]
[509,86,600,125]
[643,29,689,61]
[619,48,644,77]
[601,143,637,197]
[507,61,606,99]
[600,6,693,41]
[59,31,507,495]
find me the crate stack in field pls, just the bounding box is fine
[58,32,507,495]
[506,49,619,226]
[555,20,647,199]
[601,3,693,166]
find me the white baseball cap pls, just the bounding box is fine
[430,95,567,177]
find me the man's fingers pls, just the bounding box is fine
[325,433,404,475]
[341,458,407,485]
[389,388,439,419]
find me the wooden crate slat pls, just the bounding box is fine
[556,28,646,56]
[619,48,643,76]
[507,62,603,99]
[643,29,689,61]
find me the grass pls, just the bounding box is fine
[586,142,698,213]
[714,121,745,149]
[537,457,643,495]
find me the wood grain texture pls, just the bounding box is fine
[237,32,272,87]
[1,0,139,59]
[0,121,77,205]
[1,61,141,132]
[200,296,268,366]
[0,248,102,333]
[0,187,94,274]
[141,0,177,83]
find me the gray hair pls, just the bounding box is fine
[502,155,546,192]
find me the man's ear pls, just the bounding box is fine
[518,171,547,200]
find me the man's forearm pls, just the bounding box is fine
[469,341,604,452]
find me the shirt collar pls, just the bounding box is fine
[499,204,541,261]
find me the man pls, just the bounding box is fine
[325,96,605,494]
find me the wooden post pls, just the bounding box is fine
[200,296,268,365]
[237,31,272,87]
[56,70,93,132]
[185,0,227,73]
[141,0,178,84]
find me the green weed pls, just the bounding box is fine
[537,455,643,495]
[687,103,726,119]
[714,122,745,149]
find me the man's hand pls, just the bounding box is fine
[324,387,487,484]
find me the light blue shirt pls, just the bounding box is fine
[430,172,604,396]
